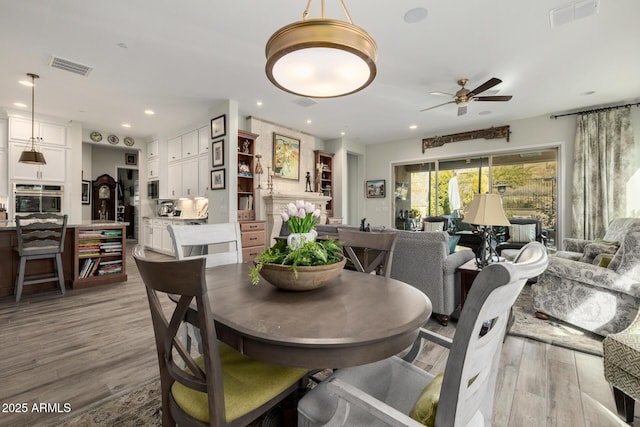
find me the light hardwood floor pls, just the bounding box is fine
[0,243,635,426]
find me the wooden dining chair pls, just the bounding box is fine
[297,242,548,427]
[14,213,68,302]
[168,223,243,267]
[337,228,398,278]
[133,245,308,427]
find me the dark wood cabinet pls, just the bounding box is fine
[237,130,259,222]
[314,150,334,217]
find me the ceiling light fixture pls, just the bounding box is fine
[19,73,46,165]
[265,0,377,98]
[144,109,155,115]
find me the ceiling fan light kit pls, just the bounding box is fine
[19,73,47,165]
[265,0,377,98]
[421,77,513,116]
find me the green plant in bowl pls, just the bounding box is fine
[249,238,343,286]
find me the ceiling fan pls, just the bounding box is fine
[420,77,512,116]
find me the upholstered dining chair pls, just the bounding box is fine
[168,223,243,267]
[337,228,398,278]
[133,245,308,427]
[14,213,68,302]
[297,242,548,427]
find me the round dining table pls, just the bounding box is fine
[200,263,432,369]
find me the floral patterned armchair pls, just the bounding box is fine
[531,218,640,336]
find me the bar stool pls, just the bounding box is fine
[14,213,68,302]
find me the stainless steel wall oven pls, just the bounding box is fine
[14,183,64,217]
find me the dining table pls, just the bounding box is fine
[197,262,432,369]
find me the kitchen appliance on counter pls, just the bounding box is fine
[157,200,176,217]
[14,183,64,217]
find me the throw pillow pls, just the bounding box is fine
[593,254,613,268]
[448,235,461,254]
[410,373,444,427]
[507,224,536,243]
[424,221,445,232]
[580,242,618,264]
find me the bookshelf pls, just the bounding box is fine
[237,130,259,221]
[314,150,335,217]
[72,224,127,289]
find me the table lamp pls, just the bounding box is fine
[462,193,510,268]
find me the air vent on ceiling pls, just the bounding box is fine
[550,0,599,28]
[48,56,93,77]
[292,98,318,108]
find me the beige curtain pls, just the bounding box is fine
[572,108,635,239]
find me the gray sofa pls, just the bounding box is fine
[314,225,475,325]
[532,218,640,336]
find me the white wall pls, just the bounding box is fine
[363,109,640,243]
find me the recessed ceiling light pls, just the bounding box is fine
[122,123,131,128]
[13,102,27,108]
[340,131,346,136]
[306,119,312,124]
[19,80,33,87]
[404,7,428,24]
[409,125,417,130]
[256,101,263,106]
[144,109,155,115]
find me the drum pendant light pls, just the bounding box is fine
[19,73,47,165]
[265,0,377,98]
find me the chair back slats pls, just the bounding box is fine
[168,223,243,268]
[15,213,67,255]
[436,242,548,426]
[133,245,227,426]
[338,228,398,278]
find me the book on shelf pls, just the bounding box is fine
[239,195,253,210]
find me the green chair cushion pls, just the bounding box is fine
[171,343,307,423]
[409,372,444,427]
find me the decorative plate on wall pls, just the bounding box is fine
[124,136,135,146]
[90,131,102,142]
[107,135,119,145]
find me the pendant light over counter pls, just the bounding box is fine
[19,73,47,165]
[265,0,377,98]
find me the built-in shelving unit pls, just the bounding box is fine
[314,150,335,217]
[72,224,127,289]
[237,130,259,222]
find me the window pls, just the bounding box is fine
[393,149,558,249]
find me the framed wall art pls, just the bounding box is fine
[210,114,226,139]
[272,133,300,181]
[211,168,226,190]
[81,180,91,204]
[125,152,138,166]
[212,139,224,167]
[366,179,386,198]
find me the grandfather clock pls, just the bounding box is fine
[92,174,116,221]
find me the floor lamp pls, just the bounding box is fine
[462,193,511,268]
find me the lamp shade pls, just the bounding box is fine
[265,18,377,98]
[19,148,47,165]
[462,193,510,227]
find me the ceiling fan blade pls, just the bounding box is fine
[473,95,513,102]
[429,91,454,97]
[457,105,467,116]
[419,100,455,112]
[468,77,502,96]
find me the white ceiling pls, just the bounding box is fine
[1,0,639,145]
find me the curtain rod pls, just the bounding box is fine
[550,102,640,119]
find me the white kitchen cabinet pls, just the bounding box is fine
[9,117,66,146]
[198,125,209,155]
[182,158,199,197]
[143,218,153,248]
[181,130,198,159]
[167,137,182,163]
[9,142,66,182]
[152,219,163,250]
[147,140,159,158]
[198,155,210,195]
[147,157,159,180]
[0,150,7,197]
[167,163,182,198]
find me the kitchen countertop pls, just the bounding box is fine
[0,220,128,231]
[143,216,207,221]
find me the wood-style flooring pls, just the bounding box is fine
[0,242,635,426]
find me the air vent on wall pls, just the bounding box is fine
[48,56,93,77]
[550,0,599,28]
